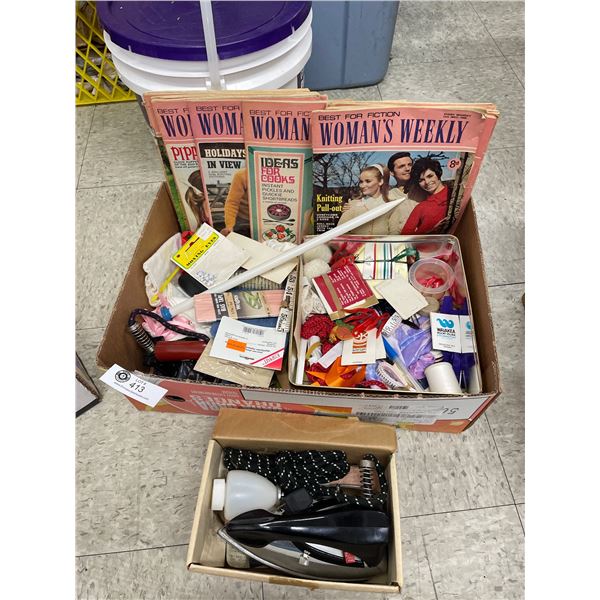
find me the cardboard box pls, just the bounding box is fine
[97,183,500,433]
[187,408,402,594]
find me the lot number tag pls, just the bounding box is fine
[100,364,168,407]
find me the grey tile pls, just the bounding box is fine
[395,417,513,517]
[76,388,140,493]
[76,182,160,329]
[320,85,382,101]
[76,327,105,389]
[471,147,524,285]
[507,55,525,86]
[486,284,525,503]
[516,504,524,529]
[77,486,140,556]
[413,506,524,600]
[76,105,94,184]
[391,1,501,65]
[385,517,437,600]
[79,102,163,188]
[379,56,524,151]
[472,1,525,56]
[138,415,215,547]
[77,545,263,599]
[76,386,216,554]
[76,388,142,555]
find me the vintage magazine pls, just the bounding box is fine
[243,98,327,244]
[188,98,248,237]
[150,98,205,231]
[311,103,498,235]
[145,90,321,235]
[143,94,192,230]
[186,91,322,237]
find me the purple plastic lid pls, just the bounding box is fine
[96,1,311,61]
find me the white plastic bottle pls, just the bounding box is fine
[211,471,281,521]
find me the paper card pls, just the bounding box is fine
[430,312,461,352]
[295,337,309,384]
[376,278,428,319]
[171,223,248,289]
[100,364,167,408]
[341,329,378,366]
[312,263,378,320]
[375,333,386,359]
[318,341,343,368]
[227,232,297,284]
[459,315,475,353]
[355,242,409,280]
[210,316,286,370]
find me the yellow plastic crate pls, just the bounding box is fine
[76,1,136,106]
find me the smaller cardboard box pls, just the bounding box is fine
[187,408,402,594]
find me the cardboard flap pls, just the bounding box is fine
[212,409,397,460]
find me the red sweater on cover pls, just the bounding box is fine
[400,186,449,235]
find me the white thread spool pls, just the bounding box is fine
[424,362,462,394]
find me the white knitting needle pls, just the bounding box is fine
[161,199,402,319]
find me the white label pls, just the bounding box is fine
[376,278,428,319]
[276,269,298,333]
[430,312,461,352]
[341,329,377,365]
[460,315,474,353]
[210,316,286,370]
[375,333,386,359]
[100,364,167,408]
[318,341,343,368]
[382,312,403,337]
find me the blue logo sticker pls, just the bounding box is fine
[436,318,455,328]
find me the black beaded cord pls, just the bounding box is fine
[223,448,389,510]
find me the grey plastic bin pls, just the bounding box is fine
[303,0,399,90]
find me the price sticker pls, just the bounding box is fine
[100,364,168,408]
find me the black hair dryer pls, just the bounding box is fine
[218,504,389,581]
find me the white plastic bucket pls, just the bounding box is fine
[104,9,312,94]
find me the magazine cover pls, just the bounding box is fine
[243,98,327,244]
[151,98,209,232]
[143,94,190,230]
[311,104,497,235]
[188,98,247,237]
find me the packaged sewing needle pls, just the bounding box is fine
[171,223,249,288]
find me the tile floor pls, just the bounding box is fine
[76,2,525,598]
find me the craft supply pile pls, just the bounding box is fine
[130,223,299,389]
[293,236,481,395]
[128,222,481,396]
[210,446,391,581]
[111,89,498,405]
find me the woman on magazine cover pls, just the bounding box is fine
[337,164,392,235]
[400,157,450,235]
